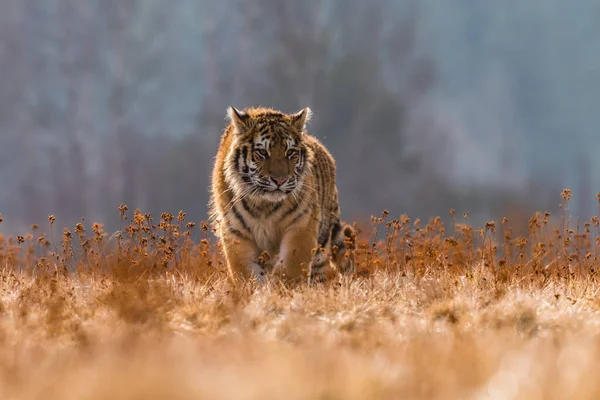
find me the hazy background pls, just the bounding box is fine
[1,0,599,234]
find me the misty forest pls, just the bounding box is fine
[1,0,599,234]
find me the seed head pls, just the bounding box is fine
[161,213,174,223]
[119,204,128,219]
[134,210,146,225]
[75,223,85,234]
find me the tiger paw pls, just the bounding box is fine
[249,262,268,284]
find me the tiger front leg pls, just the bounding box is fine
[220,228,266,285]
[273,225,318,285]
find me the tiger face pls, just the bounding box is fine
[226,107,313,202]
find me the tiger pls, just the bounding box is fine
[209,106,356,285]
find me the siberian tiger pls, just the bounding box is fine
[209,106,355,284]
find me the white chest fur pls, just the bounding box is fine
[249,218,282,256]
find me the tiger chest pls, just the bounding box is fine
[249,218,282,257]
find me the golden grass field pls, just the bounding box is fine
[1,191,600,399]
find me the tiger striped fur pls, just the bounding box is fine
[209,106,355,284]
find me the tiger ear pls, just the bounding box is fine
[227,106,251,134]
[290,107,312,132]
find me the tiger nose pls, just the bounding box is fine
[271,176,288,186]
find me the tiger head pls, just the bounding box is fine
[225,106,313,202]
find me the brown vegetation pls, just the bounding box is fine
[0,192,599,399]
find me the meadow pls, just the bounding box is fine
[0,191,600,399]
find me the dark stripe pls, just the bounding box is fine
[255,122,269,133]
[241,147,249,173]
[330,220,341,242]
[331,238,346,250]
[296,150,305,174]
[313,155,323,209]
[229,227,250,241]
[317,227,331,248]
[282,198,301,219]
[230,148,241,171]
[241,198,259,218]
[318,156,326,208]
[270,201,283,213]
[262,200,283,215]
[230,205,251,232]
[288,208,309,226]
[314,167,321,200]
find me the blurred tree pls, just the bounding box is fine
[2,0,595,234]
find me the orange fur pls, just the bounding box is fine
[209,106,355,285]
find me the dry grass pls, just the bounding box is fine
[0,192,600,399]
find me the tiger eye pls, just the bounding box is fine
[254,149,269,159]
[286,149,299,159]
